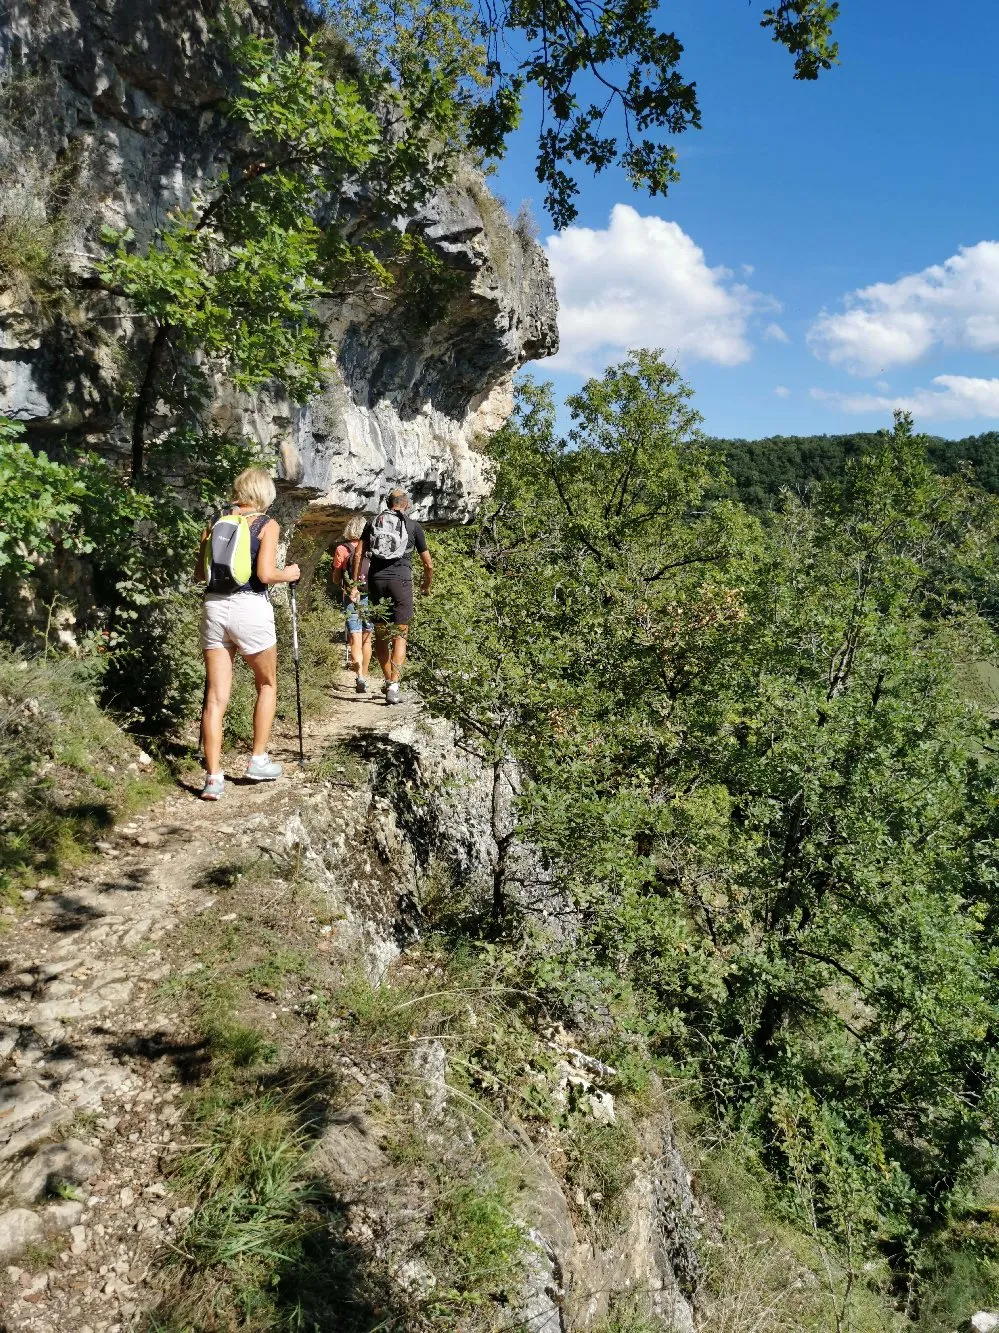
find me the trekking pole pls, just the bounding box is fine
[289,581,305,766]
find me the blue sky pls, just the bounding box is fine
[490,0,999,439]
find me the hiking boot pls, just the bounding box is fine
[246,754,282,782]
[200,773,224,801]
[386,682,401,706]
[356,676,368,694]
[380,680,390,696]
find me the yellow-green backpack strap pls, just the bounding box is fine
[231,514,253,586]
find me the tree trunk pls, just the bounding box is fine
[130,324,170,482]
[490,756,513,926]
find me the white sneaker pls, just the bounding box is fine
[246,754,282,781]
[386,682,401,705]
[200,773,224,801]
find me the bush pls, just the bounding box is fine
[0,647,166,901]
[0,419,87,593]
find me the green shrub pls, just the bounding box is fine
[422,1170,526,1316]
[562,1113,639,1235]
[0,419,87,592]
[0,647,165,901]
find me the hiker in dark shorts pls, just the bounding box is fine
[350,488,432,705]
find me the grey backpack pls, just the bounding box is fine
[369,509,410,561]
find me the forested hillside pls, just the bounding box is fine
[414,358,999,1329]
[710,429,999,511]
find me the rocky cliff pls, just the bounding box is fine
[0,0,557,534]
[298,717,704,1331]
[0,691,703,1331]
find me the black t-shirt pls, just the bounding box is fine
[363,512,428,579]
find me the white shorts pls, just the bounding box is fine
[201,592,276,656]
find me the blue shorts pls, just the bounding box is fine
[343,594,373,634]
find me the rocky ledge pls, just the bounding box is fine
[0,0,558,534]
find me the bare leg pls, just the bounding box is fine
[390,624,409,681]
[243,644,278,758]
[360,628,373,678]
[202,647,236,775]
[347,629,363,674]
[374,623,393,681]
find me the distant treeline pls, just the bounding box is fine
[707,430,999,510]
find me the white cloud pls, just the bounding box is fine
[774,385,792,398]
[811,374,999,421]
[742,264,756,277]
[765,322,790,343]
[808,241,999,375]
[544,204,776,375]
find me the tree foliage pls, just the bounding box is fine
[101,29,453,479]
[333,0,841,227]
[709,428,999,514]
[0,419,88,581]
[412,355,999,1304]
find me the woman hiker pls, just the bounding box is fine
[330,515,373,694]
[194,467,301,801]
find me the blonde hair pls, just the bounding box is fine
[232,467,276,512]
[342,515,366,541]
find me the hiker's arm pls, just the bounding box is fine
[255,520,301,585]
[349,535,367,602]
[193,528,209,583]
[419,548,433,595]
[350,539,364,584]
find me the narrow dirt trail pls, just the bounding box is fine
[0,669,418,1331]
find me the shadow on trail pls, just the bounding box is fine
[105,1027,211,1085]
[0,1023,84,1068]
[95,866,154,894]
[37,893,106,933]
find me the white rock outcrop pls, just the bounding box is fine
[0,0,558,535]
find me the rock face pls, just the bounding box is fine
[292,717,702,1329]
[0,0,558,531]
[276,167,557,534]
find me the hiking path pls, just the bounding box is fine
[0,668,417,1331]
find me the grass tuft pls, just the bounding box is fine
[562,1113,639,1235]
[206,1018,278,1069]
[0,648,168,903]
